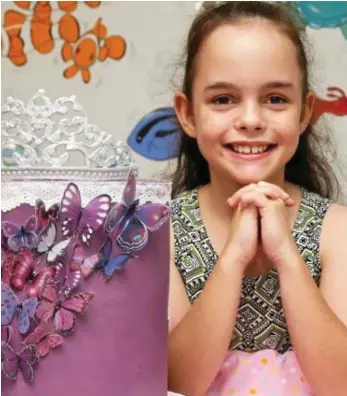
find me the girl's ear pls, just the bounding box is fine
[174,92,196,138]
[299,91,316,134]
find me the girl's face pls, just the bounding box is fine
[176,20,314,186]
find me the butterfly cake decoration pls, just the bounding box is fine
[1,92,170,388]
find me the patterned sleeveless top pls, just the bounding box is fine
[172,186,332,354]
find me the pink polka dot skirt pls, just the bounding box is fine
[207,350,313,395]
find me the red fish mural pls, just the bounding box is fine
[1,1,126,84]
[312,86,347,124]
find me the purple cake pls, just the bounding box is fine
[1,170,171,396]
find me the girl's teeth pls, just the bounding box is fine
[232,145,269,154]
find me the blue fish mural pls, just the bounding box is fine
[296,2,347,30]
[127,107,180,161]
[293,1,347,38]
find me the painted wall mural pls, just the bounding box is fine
[284,2,347,125]
[2,1,126,83]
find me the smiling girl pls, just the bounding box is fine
[168,2,347,395]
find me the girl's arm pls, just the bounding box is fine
[168,228,244,396]
[168,197,261,395]
[278,203,347,396]
[168,255,243,396]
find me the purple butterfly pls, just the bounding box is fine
[60,183,111,245]
[104,170,170,252]
[2,215,38,252]
[1,282,38,334]
[95,237,134,281]
[1,341,37,383]
[54,262,82,297]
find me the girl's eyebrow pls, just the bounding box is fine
[203,82,238,92]
[203,80,295,92]
[263,81,295,90]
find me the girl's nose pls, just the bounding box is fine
[234,103,266,133]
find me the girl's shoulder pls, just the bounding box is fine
[299,186,347,264]
[320,201,347,245]
[296,185,334,224]
[171,188,198,209]
[318,200,347,299]
[299,186,333,210]
[298,185,347,227]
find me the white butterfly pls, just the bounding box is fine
[36,222,71,263]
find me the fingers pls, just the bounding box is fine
[235,199,258,215]
[238,190,269,210]
[256,182,295,206]
[227,181,295,208]
[227,183,258,207]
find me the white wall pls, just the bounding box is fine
[1,1,346,201]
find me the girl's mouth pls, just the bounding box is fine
[224,143,278,160]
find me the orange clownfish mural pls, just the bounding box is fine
[1,1,126,84]
[61,18,126,83]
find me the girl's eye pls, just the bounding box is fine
[267,95,286,104]
[213,96,233,105]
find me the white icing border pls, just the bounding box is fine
[1,180,172,212]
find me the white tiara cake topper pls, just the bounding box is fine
[1,89,137,180]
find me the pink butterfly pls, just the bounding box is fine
[3,248,56,298]
[35,199,60,233]
[1,342,37,383]
[8,248,35,291]
[23,323,64,359]
[36,278,94,335]
[1,252,16,285]
[60,183,111,245]
[2,325,13,344]
[70,245,101,278]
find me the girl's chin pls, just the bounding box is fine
[224,164,284,185]
[210,161,284,186]
[230,172,273,185]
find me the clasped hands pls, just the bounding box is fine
[222,181,300,270]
